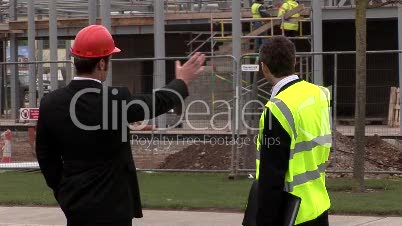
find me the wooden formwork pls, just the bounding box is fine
[388,87,400,127]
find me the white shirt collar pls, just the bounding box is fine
[73,77,102,84]
[270,75,299,100]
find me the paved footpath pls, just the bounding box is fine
[0,207,400,226]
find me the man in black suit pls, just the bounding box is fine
[36,25,205,226]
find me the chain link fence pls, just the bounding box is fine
[0,60,73,170]
[0,60,74,119]
[0,53,401,176]
[236,51,402,176]
[111,55,237,170]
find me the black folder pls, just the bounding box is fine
[242,181,301,226]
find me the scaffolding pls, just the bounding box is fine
[0,0,335,121]
[200,3,314,119]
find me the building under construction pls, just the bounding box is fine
[0,0,401,128]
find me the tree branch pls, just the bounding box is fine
[367,0,401,9]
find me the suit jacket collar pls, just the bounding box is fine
[68,79,104,90]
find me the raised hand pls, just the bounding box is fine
[175,52,206,86]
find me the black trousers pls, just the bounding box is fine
[297,211,329,226]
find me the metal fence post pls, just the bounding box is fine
[312,0,323,85]
[299,56,302,78]
[232,0,242,178]
[28,0,36,108]
[37,40,44,101]
[89,0,97,25]
[154,0,167,129]
[100,0,112,86]
[230,58,237,178]
[250,56,260,171]
[65,40,72,84]
[9,0,19,119]
[333,53,338,167]
[244,56,252,171]
[306,55,310,82]
[49,0,59,91]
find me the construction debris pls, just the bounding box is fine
[160,132,401,173]
[158,143,232,170]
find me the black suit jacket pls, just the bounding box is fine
[36,79,188,225]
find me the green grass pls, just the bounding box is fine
[327,178,402,216]
[0,171,401,215]
[0,171,56,205]
[138,173,252,210]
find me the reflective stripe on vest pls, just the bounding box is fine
[284,162,327,192]
[255,80,331,225]
[251,3,262,18]
[271,98,297,139]
[290,135,332,159]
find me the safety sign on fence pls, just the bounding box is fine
[241,64,260,72]
[20,108,39,121]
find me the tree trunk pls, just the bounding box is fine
[353,0,367,192]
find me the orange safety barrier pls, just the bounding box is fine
[0,130,12,163]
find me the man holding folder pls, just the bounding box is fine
[243,36,331,226]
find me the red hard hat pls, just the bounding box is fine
[71,25,121,58]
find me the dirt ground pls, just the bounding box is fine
[160,133,402,172]
[331,132,401,171]
[5,131,402,173]
[159,143,233,170]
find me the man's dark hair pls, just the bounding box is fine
[259,36,296,78]
[74,56,110,76]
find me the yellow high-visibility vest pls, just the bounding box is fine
[278,0,300,31]
[251,2,263,18]
[256,80,331,225]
